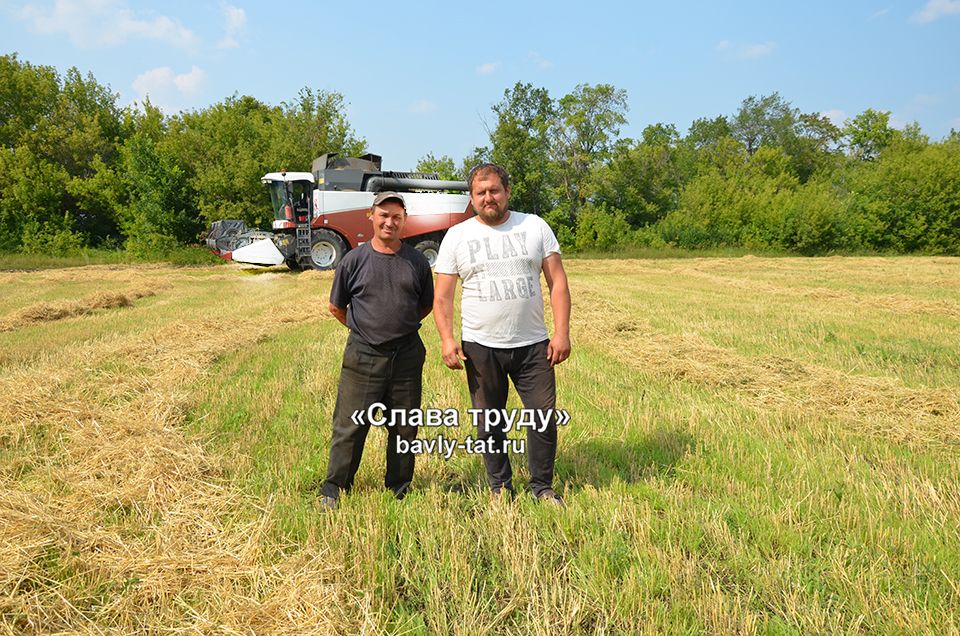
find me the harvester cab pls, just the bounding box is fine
[264,173,314,229]
[261,171,315,269]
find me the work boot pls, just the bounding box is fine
[490,485,515,502]
[319,495,338,511]
[535,488,564,507]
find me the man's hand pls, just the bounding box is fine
[328,303,348,327]
[440,339,467,370]
[547,333,571,367]
[433,273,465,370]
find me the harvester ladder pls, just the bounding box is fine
[296,222,312,266]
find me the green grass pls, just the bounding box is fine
[1,257,958,633]
[0,245,223,270]
[567,244,793,260]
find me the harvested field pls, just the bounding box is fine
[0,288,158,332]
[1,258,959,634]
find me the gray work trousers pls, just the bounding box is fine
[321,331,425,499]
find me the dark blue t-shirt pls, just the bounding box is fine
[329,242,434,345]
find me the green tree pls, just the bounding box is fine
[162,96,274,229]
[685,116,733,150]
[788,112,844,181]
[641,123,679,147]
[845,137,960,253]
[488,82,555,215]
[165,90,363,231]
[678,115,735,181]
[270,88,365,170]
[0,146,76,253]
[0,53,60,149]
[119,133,200,254]
[459,146,491,182]
[657,145,799,249]
[732,92,798,156]
[0,55,126,249]
[550,83,629,212]
[896,121,930,150]
[587,134,682,228]
[730,94,840,182]
[416,153,462,181]
[843,109,895,161]
[573,202,633,250]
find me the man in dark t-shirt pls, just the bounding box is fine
[319,191,434,508]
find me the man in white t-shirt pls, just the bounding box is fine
[433,163,571,505]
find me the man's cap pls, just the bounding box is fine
[372,191,406,209]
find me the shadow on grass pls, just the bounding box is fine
[238,265,300,276]
[557,425,696,489]
[296,426,696,500]
[421,425,697,496]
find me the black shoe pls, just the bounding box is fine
[319,495,338,510]
[491,485,515,501]
[535,488,565,507]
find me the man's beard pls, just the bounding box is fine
[476,202,508,224]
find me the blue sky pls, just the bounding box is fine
[2,0,958,170]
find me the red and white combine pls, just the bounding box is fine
[205,153,474,270]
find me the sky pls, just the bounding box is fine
[2,0,959,171]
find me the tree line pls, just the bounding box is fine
[3,52,958,257]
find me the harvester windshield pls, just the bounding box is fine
[265,178,313,224]
[266,181,287,218]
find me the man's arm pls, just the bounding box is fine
[328,255,352,328]
[419,260,434,320]
[542,253,571,367]
[433,273,466,370]
[329,303,348,327]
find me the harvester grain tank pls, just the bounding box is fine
[205,153,474,270]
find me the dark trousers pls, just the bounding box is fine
[462,339,557,496]
[321,331,425,499]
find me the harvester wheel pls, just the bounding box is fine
[309,229,347,270]
[413,239,441,267]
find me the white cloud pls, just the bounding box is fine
[528,51,553,69]
[869,7,891,20]
[173,66,205,94]
[716,40,777,59]
[741,42,777,59]
[476,62,498,75]
[821,109,847,126]
[888,112,908,130]
[133,65,205,112]
[217,1,246,49]
[410,100,437,114]
[911,93,941,107]
[18,0,198,49]
[912,0,960,23]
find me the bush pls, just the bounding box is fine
[543,206,576,251]
[573,204,632,251]
[18,216,86,255]
[630,225,668,249]
[844,139,960,254]
[777,181,850,254]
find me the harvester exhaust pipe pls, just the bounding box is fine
[364,176,469,192]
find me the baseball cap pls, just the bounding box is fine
[372,191,406,209]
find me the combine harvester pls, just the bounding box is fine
[206,153,474,270]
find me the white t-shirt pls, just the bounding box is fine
[435,211,561,348]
